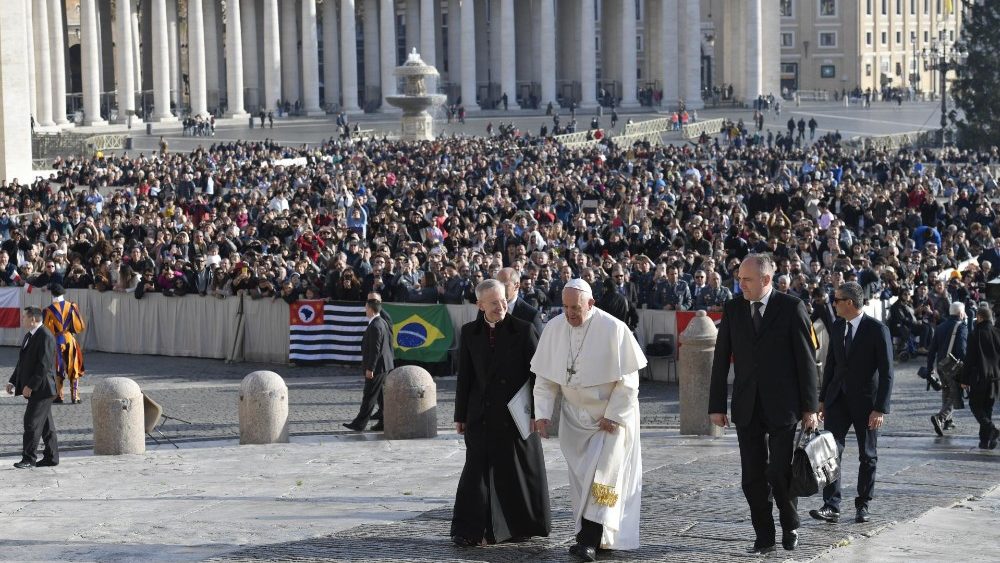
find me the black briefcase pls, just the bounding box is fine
[789,427,840,498]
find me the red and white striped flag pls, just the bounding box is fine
[0,287,20,328]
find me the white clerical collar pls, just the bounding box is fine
[53,296,64,303]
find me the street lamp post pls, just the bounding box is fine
[928,41,967,147]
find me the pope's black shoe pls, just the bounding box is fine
[569,543,597,561]
[782,529,798,550]
[13,460,35,469]
[35,459,58,467]
[342,422,364,431]
[370,422,384,431]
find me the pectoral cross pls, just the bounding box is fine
[566,366,576,383]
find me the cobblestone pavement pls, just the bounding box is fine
[211,433,998,562]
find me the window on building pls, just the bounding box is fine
[881,31,888,44]
[896,62,903,76]
[882,0,888,15]
[896,0,902,15]
[820,0,837,16]
[819,32,837,47]
[866,0,872,15]
[780,0,794,17]
[636,0,641,20]
[866,63,873,76]
[911,0,916,14]
[936,0,941,14]
[866,31,873,45]
[896,31,902,44]
[637,35,643,53]
[911,30,917,43]
[924,0,929,14]
[924,30,929,41]
[781,32,795,48]
[821,65,837,79]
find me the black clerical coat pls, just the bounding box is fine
[451,314,551,543]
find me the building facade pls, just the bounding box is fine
[13,0,792,130]
[780,0,963,97]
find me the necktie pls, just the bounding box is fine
[845,322,854,357]
[752,302,764,333]
[21,332,30,349]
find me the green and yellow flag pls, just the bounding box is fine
[382,304,454,362]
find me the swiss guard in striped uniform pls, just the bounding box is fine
[44,284,86,404]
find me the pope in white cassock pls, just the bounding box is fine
[531,279,646,562]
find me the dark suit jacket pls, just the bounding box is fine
[8,327,57,399]
[511,297,543,336]
[959,321,1000,392]
[820,315,894,414]
[361,316,394,376]
[926,315,968,372]
[709,290,819,428]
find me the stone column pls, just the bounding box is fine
[263,0,282,112]
[24,0,36,121]
[446,0,460,94]
[167,0,182,107]
[79,0,106,125]
[149,0,176,121]
[0,0,33,182]
[130,0,142,106]
[678,311,723,437]
[745,0,762,102]
[405,0,420,53]
[379,0,398,110]
[188,0,209,117]
[238,371,289,445]
[661,0,679,107]
[498,0,515,108]
[322,0,340,109]
[363,0,380,106]
[203,0,223,112]
[681,0,702,109]
[538,0,555,108]
[578,0,597,108]
[384,366,438,440]
[619,0,638,107]
[241,0,260,111]
[420,0,437,93]
[226,0,250,117]
[32,0,55,127]
[300,0,323,115]
[459,0,479,110]
[48,0,70,125]
[280,0,300,106]
[340,0,361,112]
[92,378,145,455]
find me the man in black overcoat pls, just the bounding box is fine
[451,279,551,546]
[709,254,819,554]
[810,281,894,525]
[7,307,59,468]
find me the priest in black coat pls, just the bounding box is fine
[451,279,551,546]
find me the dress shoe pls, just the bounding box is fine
[809,507,840,523]
[931,415,944,437]
[782,529,798,550]
[451,535,485,547]
[13,460,35,469]
[342,422,364,431]
[989,428,1000,450]
[370,422,384,431]
[36,460,58,467]
[568,543,597,561]
[856,507,871,523]
[746,541,776,555]
[53,397,64,404]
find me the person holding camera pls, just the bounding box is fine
[927,302,969,436]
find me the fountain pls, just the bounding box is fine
[385,49,448,141]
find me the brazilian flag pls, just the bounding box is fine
[382,304,455,362]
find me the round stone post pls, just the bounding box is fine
[92,377,145,455]
[384,366,437,439]
[679,311,723,437]
[239,371,289,445]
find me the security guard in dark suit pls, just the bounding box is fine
[7,307,59,468]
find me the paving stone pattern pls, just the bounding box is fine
[211,436,999,562]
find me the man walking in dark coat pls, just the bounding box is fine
[451,279,551,546]
[343,298,394,432]
[959,303,1000,449]
[7,307,59,468]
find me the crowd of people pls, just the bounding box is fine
[0,125,998,347]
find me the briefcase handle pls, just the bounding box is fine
[794,425,820,450]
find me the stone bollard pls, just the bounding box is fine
[384,365,437,440]
[239,371,289,445]
[678,311,723,437]
[92,377,145,455]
